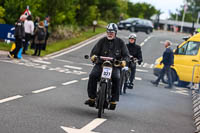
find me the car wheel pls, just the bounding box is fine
[146,29,150,34]
[177,81,190,87]
[130,27,135,32]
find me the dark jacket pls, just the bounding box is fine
[34,26,46,44]
[90,37,130,61]
[126,43,143,65]
[161,47,174,66]
[14,20,25,39]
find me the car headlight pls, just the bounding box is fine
[126,24,131,27]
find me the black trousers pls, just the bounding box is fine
[43,31,49,50]
[10,38,23,58]
[87,64,121,101]
[23,33,32,53]
[34,43,42,56]
[129,62,136,83]
[156,65,173,87]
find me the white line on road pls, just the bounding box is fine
[81,77,89,80]
[136,69,148,72]
[0,95,23,104]
[61,118,107,133]
[135,77,142,80]
[49,34,105,59]
[170,90,189,96]
[140,36,153,46]
[32,86,56,94]
[79,63,93,67]
[62,80,78,86]
[31,59,51,64]
[142,63,148,68]
[52,59,74,63]
[140,42,145,46]
[81,118,106,131]
[64,65,82,70]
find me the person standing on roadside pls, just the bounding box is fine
[8,15,26,59]
[31,16,40,49]
[43,16,50,50]
[32,21,46,56]
[151,40,174,89]
[23,15,34,54]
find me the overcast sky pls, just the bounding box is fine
[130,0,185,19]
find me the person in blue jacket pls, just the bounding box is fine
[151,40,174,89]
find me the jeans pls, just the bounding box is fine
[156,65,173,87]
[23,33,32,53]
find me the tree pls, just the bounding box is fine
[127,2,158,19]
[0,6,5,24]
[170,0,200,22]
[75,0,100,26]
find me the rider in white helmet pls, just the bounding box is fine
[85,23,129,110]
[126,33,143,89]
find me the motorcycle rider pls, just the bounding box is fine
[85,23,129,110]
[126,33,143,88]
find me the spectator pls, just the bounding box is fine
[31,16,40,49]
[43,16,50,50]
[32,21,46,56]
[8,15,26,59]
[23,15,34,54]
[151,40,174,89]
[34,16,40,28]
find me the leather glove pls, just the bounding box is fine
[121,60,126,67]
[91,55,97,62]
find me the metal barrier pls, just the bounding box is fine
[191,64,200,133]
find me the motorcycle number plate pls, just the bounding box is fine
[101,67,112,79]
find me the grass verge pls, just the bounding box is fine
[0,27,105,56]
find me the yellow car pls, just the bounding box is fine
[153,33,200,86]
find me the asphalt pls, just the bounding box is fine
[0,30,195,133]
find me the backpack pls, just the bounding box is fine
[37,28,45,41]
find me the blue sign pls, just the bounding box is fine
[0,24,15,41]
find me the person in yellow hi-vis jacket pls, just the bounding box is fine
[8,15,26,59]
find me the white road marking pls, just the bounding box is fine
[140,42,145,46]
[31,59,51,64]
[135,77,142,80]
[48,34,105,59]
[140,36,152,46]
[32,86,56,94]
[136,69,148,72]
[52,59,74,63]
[62,80,78,86]
[170,87,189,96]
[61,118,107,133]
[142,63,148,68]
[171,90,189,96]
[64,65,82,70]
[0,95,23,104]
[81,77,89,80]
[79,63,93,67]
[131,129,135,132]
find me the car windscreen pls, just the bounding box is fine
[124,18,139,23]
